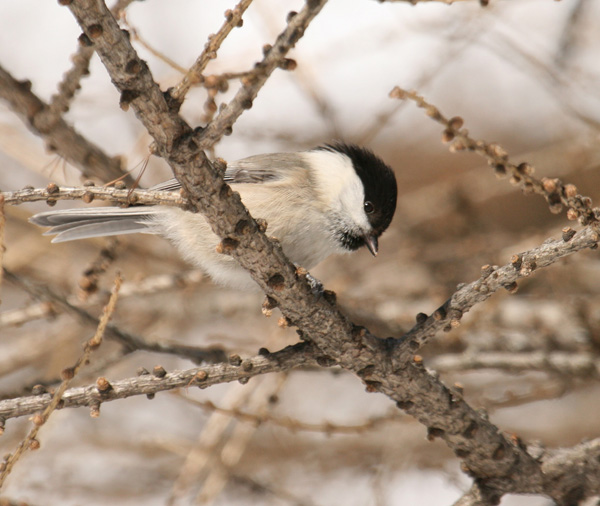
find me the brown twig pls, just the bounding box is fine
[170,0,255,102]
[0,342,320,421]
[178,394,402,435]
[48,45,94,119]
[0,64,130,184]
[193,2,324,147]
[2,268,225,363]
[0,274,121,488]
[2,184,186,208]
[0,270,205,330]
[47,0,143,120]
[123,19,187,74]
[390,87,600,226]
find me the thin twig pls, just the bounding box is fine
[124,20,187,74]
[0,274,121,489]
[170,0,254,102]
[0,342,320,421]
[390,87,600,226]
[48,46,94,118]
[0,270,205,330]
[2,268,225,363]
[2,184,186,208]
[179,394,402,435]
[0,64,131,184]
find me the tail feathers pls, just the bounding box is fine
[29,207,160,243]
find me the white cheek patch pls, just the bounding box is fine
[305,150,370,231]
[339,178,370,229]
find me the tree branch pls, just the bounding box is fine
[0,342,320,421]
[2,184,185,208]
[3,268,226,364]
[0,64,130,183]
[391,87,600,227]
[170,0,254,102]
[44,1,598,502]
[395,225,600,355]
[431,351,600,378]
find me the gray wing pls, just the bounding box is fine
[225,153,308,183]
[150,152,308,190]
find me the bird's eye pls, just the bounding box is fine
[364,201,374,214]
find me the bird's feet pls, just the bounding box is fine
[305,271,325,299]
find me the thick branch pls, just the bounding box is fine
[542,438,600,501]
[57,1,595,502]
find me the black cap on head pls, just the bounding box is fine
[318,143,398,246]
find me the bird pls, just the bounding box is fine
[30,143,398,291]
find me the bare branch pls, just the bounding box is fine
[2,184,186,208]
[170,0,254,102]
[0,64,130,183]
[0,270,205,330]
[195,2,323,148]
[47,45,94,119]
[3,268,226,364]
[390,87,600,227]
[431,351,600,378]
[0,274,121,487]
[396,225,600,354]
[542,438,600,500]
[0,342,320,421]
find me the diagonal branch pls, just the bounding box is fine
[395,225,600,356]
[0,274,122,488]
[170,0,254,102]
[3,268,226,364]
[0,64,130,183]
[0,342,320,421]
[54,1,596,502]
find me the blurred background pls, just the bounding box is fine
[1,0,600,504]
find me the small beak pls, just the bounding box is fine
[364,234,378,257]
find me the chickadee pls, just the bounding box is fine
[30,143,397,290]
